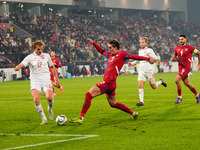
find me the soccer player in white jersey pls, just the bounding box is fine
[128,37,167,106]
[14,40,60,125]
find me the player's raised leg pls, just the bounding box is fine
[107,94,139,119]
[70,85,101,124]
[32,89,48,125]
[183,77,200,103]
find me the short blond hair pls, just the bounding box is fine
[33,40,45,49]
[140,37,148,43]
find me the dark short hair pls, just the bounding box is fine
[109,40,120,50]
[179,35,186,39]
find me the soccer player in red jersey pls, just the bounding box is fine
[170,35,200,104]
[70,38,154,123]
[49,50,63,96]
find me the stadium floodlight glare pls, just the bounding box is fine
[3,2,6,4]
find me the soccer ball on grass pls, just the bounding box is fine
[56,115,67,126]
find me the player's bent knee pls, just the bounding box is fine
[109,102,116,107]
[85,92,93,100]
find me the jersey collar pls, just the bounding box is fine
[33,52,44,56]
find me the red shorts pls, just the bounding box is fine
[96,81,116,96]
[178,67,190,79]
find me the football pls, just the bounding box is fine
[56,115,67,126]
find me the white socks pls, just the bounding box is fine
[155,80,162,88]
[35,104,47,121]
[139,89,144,103]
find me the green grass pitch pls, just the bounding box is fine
[1,72,200,150]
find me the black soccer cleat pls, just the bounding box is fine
[160,79,167,87]
[136,102,144,106]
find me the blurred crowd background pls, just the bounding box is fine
[0,1,200,77]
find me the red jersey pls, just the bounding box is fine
[51,57,62,69]
[49,57,61,78]
[173,44,195,69]
[93,42,150,81]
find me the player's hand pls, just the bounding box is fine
[149,58,154,64]
[14,67,19,71]
[54,79,60,87]
[128,62,132,66]
[87,38,94,44]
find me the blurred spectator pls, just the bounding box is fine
[0,70,6,82]
[90,60,95,76]
[81,65,87,76]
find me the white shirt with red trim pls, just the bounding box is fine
[131,47,158,72]
[21,52,53,81]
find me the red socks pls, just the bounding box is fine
[178,89,181,97]
[191,87,198,96]
[80,92,93,117]
[112,103,133,115]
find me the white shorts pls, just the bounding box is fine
[30,79,53,93]
[138,71,155,84]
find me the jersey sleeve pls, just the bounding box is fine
[173,47,177,56]
[21,55,30,67]
[93,42,111,59]
[47,54,53,67]
[55,58,62,68]
[190,45,196,53]
[123,51,150,61]
[148,49,158,60]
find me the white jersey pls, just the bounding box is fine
[21,52,53,81]
[131,47,158,72]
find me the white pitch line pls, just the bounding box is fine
[0,133,98,137]
[0,133,98,150]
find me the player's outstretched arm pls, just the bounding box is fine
[87,38,94,44]
[14,63,25,71]
[169,56,176,62]
[50,65,60,86]
[127,53,152,63]
[149,58,154,64]
[87,38,106,55]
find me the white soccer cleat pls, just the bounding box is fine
[48,109,55,121]
[40,119,48,125]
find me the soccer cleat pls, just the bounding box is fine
[60,86,63,94]
[48,109,55,121]
[160,79,167,87]
[196,94,200,103]
[69,117,83,124]
[175,97,182,104]
[40,119,48,125]
[136,102,144,106]
[132,112,139,119]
